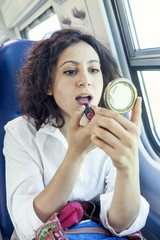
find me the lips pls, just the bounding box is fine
[75,95,92,105]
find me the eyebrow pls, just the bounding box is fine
[60,60,100,67]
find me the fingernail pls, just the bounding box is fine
[138,96,142,106]
[79,105,85,114]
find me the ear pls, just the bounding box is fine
[47,88,53,96]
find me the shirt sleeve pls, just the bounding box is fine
[99,159,150,237]
[3,122,44,240]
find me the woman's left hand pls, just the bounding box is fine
[90,97,142,171]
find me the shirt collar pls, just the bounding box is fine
[36,121,68,149]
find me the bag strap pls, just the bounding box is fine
[48,229,56,240]
[65,227,112,236]
[78,201,101,223]
[65,227,144,240]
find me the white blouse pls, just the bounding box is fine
[3,116,149,240]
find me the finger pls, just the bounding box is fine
[94,115,126,140]
[92,125,120,149]
[91,134,114,156]
[92,105,129,131]
[90,105,99,115]
[130,97,142,127]
[92,102,142,131]
[92,115,134,148]
[70,105,85,130]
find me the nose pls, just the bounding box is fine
[76,71,91,87]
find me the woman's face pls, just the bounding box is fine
[49,41,103,120]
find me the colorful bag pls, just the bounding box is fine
[35,213,68,240]
[34,201,144,240]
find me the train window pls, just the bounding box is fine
[123,0,160,50]
[111,0,160,156]
[138,71,160,143]
[21,7,61,40]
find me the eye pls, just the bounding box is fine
[89,68,100,73]
[64,69,77,75]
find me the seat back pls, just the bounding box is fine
[0,39,35,239]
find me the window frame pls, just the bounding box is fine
[104,0,160,157]
[114,0,160,63]
[130,67,160,157]
[20,6,60,40]
[16,1,61,41]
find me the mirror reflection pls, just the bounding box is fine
[103,78,137,114]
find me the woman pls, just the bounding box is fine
[3,29,149,240]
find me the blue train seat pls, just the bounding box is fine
[0,39,35,239]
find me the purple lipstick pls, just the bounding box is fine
[84,103,95,120]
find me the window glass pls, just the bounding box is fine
[21,8,61,40]
[27,14,61,40]
[138,71,160,141]
[124,0,160,50]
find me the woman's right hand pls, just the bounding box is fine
[67,105,95,156]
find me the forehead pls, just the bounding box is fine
[57,41,100,65]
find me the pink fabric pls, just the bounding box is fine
[58,202,83,230]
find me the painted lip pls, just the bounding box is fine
[75,93,93,106]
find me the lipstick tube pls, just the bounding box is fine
[84,103,95,120]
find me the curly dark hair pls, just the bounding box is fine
[18,28,120,130]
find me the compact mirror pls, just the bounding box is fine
[103,78,137,114]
